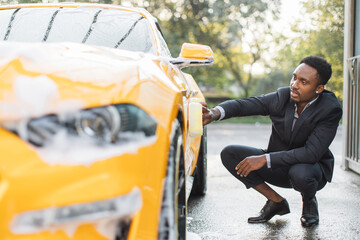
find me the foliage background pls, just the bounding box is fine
[121,0,344,103]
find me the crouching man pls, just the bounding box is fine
[202,56,342,227]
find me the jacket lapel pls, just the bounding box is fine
[284,101,295,144]
[290,100,318,145]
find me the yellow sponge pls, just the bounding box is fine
[189,100,203,137]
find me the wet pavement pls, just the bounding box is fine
[187,123,360,240]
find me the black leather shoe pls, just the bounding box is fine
[301,197,319,227]
[248,199,290,223]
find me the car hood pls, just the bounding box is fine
[0,41,178,122]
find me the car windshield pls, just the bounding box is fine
[0,7,157,54]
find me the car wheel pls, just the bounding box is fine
[158,119,186,240]
[191,126,207,197]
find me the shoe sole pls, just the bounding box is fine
[248,218,268,223]
[248,209,291,223]
[301,220,319,227]
[278,209,290,215]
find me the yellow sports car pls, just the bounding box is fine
[0,3,213,240]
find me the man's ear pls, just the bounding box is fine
[316,85,324,94]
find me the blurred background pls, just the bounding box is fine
[113,0,343,104]
[0,0,344,122]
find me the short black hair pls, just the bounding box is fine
[300,56,332,85]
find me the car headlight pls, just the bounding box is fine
[3,104,157,147]
[11,187,142,235]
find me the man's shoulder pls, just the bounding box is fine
[261,87,290,99]
[258,87,291,112]
[274,87,291,97]
[268,87,291,103]
[277,86,291,92]
[320,90,342,109]
[316,90,343,119]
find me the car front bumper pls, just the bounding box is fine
[0,126,170,240]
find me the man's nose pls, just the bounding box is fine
[291,79,299,89]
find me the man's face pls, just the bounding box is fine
[290,63,323,104]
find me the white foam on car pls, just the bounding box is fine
[13,75,59,116]
[33,130,156,166]
[0,74,84,121]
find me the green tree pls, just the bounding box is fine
[270,0,344,101]
[126,0,280,97]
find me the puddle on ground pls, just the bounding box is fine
[187,231,232,240]
[187,231,202,240]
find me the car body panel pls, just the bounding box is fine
[0,42,178,124]
[0,126,169,239]
[0,3,211,239]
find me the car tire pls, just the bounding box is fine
[191,126,207,197]
[158,119,186,240]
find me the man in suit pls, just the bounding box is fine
[202,56,342,227]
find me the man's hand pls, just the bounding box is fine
[235,155,267,177]
[201,102,220,125]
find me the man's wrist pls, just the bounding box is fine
[214,106,225,120]
[209,110,215,120]
[209,108,220,121]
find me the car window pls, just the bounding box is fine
[153,21,172,58]
[0,7,157,55]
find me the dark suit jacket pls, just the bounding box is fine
[219,87,342,182]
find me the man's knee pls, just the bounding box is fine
[288,164,322,193]
[221,145,265,172]
[220,145,237,167]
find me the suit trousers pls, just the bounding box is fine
[220,145,327,200]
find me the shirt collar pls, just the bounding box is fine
[294,96,319,118]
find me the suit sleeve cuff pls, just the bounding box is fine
[214,106,225,120]
[265,154,271,168]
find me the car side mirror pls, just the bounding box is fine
[170,43,214,68]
